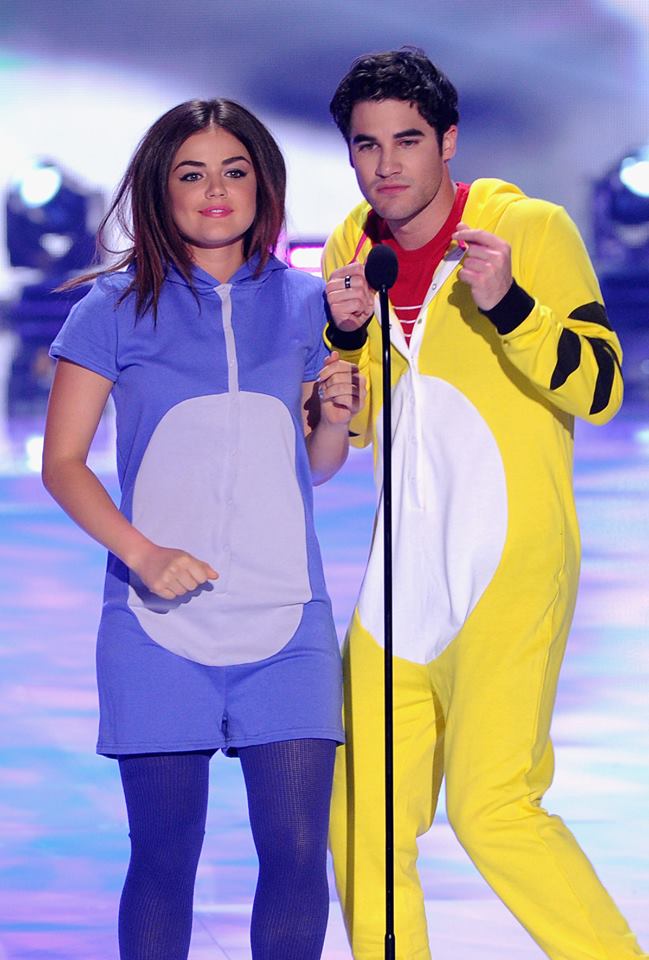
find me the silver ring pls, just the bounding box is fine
[318,385,325,400]
[344,275,352,289]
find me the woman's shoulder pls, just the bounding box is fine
[93,267,135,296]
[277,263,325,299]
[68,269,137,320]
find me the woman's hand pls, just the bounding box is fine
[130,543,219,600]
[316,351,366,426]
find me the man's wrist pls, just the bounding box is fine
[325,317,372,350]
[479,280,534,335]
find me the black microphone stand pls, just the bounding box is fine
[378,276,396,960]
[364,244,398,959]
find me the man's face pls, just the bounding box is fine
[348,99,457,228]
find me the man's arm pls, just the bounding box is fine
[454,207,622,426]
[322,235,375,447]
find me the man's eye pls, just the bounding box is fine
[399,139,418,148]
[356,142,376,152]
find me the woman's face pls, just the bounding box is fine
[168,126,257,268]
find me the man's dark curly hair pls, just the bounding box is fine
[330,48,459,147]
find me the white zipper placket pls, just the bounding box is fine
[386,244,466,509]
[214,283,239,582]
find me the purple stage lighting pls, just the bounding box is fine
[286,241,326,276]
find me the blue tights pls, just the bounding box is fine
[117,738,336,960]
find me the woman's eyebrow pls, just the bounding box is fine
[172,155,251,172]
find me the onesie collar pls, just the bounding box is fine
[166,253,287,296]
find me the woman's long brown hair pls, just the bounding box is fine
[63,99,286,318]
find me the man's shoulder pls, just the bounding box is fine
[323,200,373,271]
[467,178,564,231]
[329,199,372,240]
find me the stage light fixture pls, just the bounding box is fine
[18,162,63,208]
[6,157,102,276]
[619,151,649,199]
[593,145,649,268]
[593,145,649,400]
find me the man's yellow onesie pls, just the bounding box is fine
[323,179,644,960]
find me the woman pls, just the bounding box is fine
[42,99,362,960]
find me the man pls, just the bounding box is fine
[323,48,645,960]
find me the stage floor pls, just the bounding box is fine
[0,403,647,959]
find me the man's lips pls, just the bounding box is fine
[199,206,233,217]
[374,184,409,196]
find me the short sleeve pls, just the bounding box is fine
[50,275,122,382]
[303,281,330,382]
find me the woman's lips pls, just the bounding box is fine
[199,206,233,217]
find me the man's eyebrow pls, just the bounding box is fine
[351,128,426,145]
[172,155,251,172]
[394,128,426,138]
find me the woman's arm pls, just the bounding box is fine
[302,351,365,485]
[42,359,218,598]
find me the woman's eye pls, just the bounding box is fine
[179,172,202,182]
[225,168,247,178]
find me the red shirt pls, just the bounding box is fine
[366,182,471,346]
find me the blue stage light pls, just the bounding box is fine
[593,146,649,269]
[16,161,63,209]
[593,145,649,400]
[6,157,102,274]
[619,150,649,200]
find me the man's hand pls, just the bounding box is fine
[325,262,375,331]
[453,223,513,311]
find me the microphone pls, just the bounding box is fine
[365,243,398,292]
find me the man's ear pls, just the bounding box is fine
[442,125,458,162]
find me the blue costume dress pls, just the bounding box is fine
[50,254,343,756]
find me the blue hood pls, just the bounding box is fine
[165,252,288,297]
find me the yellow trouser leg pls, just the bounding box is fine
[434,577,646,960]
[329,612,441,959]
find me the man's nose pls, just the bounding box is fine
[376,149,401,178]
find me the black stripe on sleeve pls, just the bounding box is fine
[325,297,372,349]
[550,329,581,390]
[479,280,535,335]
[587,337,618,415]
[325,319,371,350]
[568,301,612,331]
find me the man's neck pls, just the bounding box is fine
[387,177,457,251]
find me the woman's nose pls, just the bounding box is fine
[205,177,226,197]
